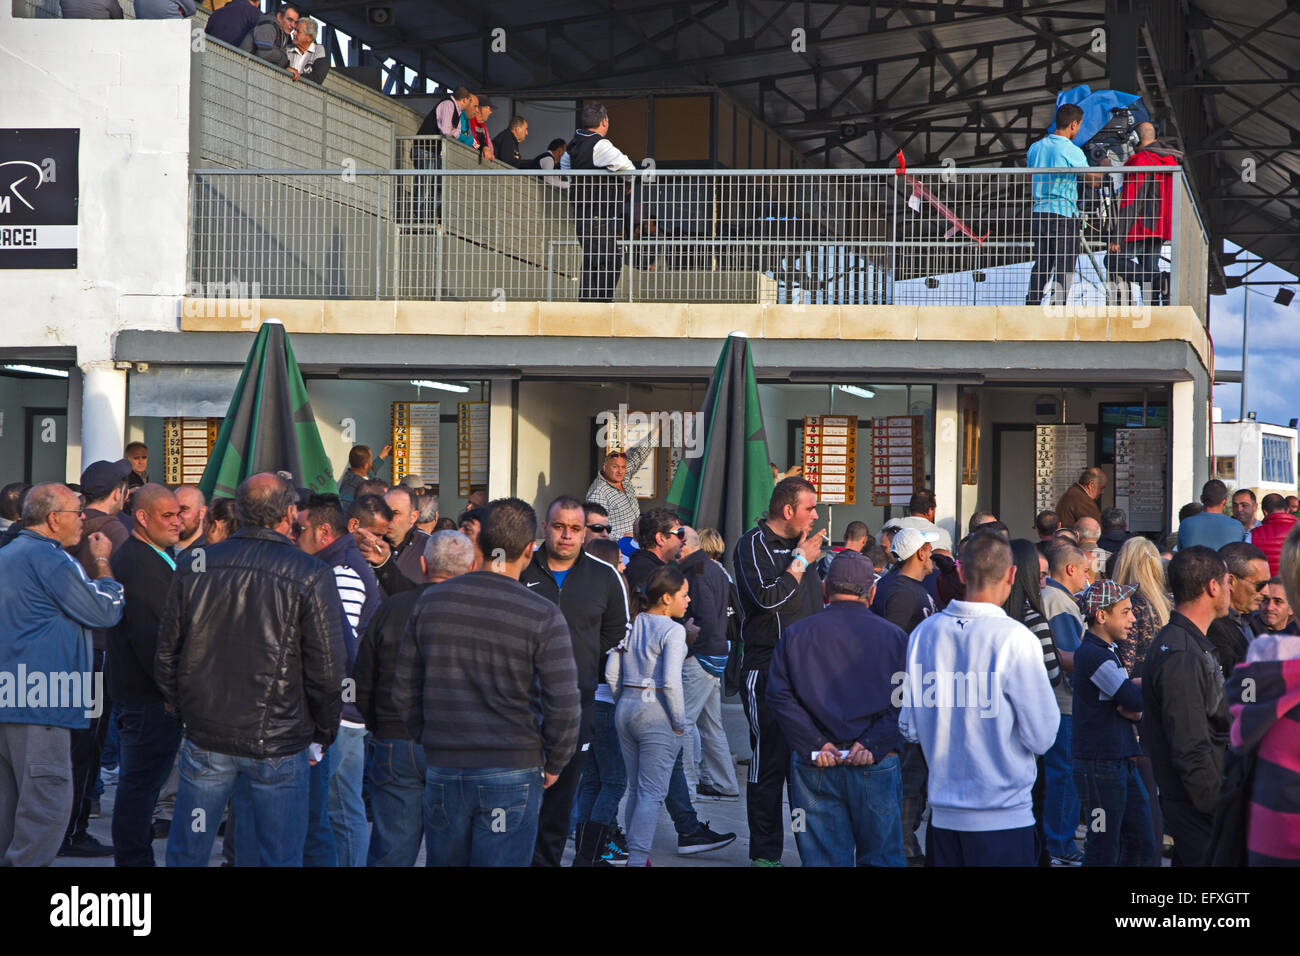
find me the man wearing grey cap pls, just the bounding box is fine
[767,552,909,866]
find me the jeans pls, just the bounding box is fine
[573,701,626,828]
[327,725,368,867]
[423,765,545,867]
[900,741,929,861]
[110,702,182,867]
[367,737,426,867]
[788,753,905,867]
[616,690,684,866]
[1025,212,1081,305]
[1072,757,1155,867]
[303,745,336,867]
[166,738,310,867]
[664,750,699,836]
[1043,714,1081,857]
[101,703,121,767]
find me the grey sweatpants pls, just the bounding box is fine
[0,723,73,867]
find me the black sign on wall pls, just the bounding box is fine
[0,129,79,269]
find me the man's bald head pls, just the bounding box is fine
[1075,516,1101,544]
[236,472,298,529]
[1136,122,1156,144]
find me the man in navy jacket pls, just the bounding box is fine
[769,552,908,867]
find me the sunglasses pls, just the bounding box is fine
[586,524,611,534]
[667,528,686,540]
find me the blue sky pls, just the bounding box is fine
[1209,243,1300,427]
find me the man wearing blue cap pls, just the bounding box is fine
[768,551,909,866]
[1071,579,1154,867]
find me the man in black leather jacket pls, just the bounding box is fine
[156,472,346,867]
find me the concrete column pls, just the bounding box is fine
[934,384,960,547]
[1170,379,1196,530]
[65,365,84,482]
[80,361,128,468]
[488,378,515,499]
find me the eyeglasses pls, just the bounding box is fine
[586,524,611,534]
[52,509,85,517]
[667,528,686,540]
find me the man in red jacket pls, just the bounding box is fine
[1108,123,1181,306]
[1248,493,1296,577]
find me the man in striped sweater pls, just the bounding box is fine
[394,498,581,866]
[295,498,381,867]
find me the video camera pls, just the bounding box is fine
[1083,107,1142,167]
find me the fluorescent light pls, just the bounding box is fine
[409,379,469,393]
[838,385,875,399]
[3,364,68,378]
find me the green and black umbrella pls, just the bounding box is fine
[199,319,337,500]
[666,332,773,572]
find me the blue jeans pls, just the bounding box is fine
[616,691,684,866]
[573,701,626,829]
[1044,714,1081,857]
[303,745,336,867]
[664,753,700,836]
[367,737,426,867]
[166,738,310,867]
[423,766,545,867]
[110,702,182,867]
[788,753,905,867]
[1073,757,1155,867]
[327,725,368,867]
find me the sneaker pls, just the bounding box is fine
[677,821,737,855]
[608,824,628,857]
[602,838,628,866]
[100,765,119,785]
[1074,824,1088,842]
[1050,849,1084,866]
[58,833,114,858]
[696,782,740,800]
[750,858,783,867]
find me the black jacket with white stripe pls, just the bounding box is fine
[521,547,629,742]
[733,521,824,673]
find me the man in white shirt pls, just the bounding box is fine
[900,532,1059,866]
[561,103,636,302]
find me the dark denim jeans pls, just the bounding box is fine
[1044,714,1081,857]
[327,725,368,867]
[110,701,182,867]
[423,765,544,867]
[664,752,700,836]
[303,745,337,867]
[367,737,426,867]
[1073,757,1155,867]
[573,701,626,829]
[788,753,905,867]
[166,738,310,867]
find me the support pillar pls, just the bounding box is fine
[80,361,128,469]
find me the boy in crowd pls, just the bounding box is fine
[1071,580,1154,866]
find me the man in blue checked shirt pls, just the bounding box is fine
[1025,103,1104,306]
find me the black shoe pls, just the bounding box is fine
[677,821,737,855]
[603,833,628,866]
[608,824,628,857]
[696,782,740,800]
[152,819,171,840]
[58,833,114,858]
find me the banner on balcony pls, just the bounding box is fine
[0,129,79,269]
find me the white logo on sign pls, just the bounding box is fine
[0,160,45,212]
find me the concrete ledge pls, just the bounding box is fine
[178,300,1210,371]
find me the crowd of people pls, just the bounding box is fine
[1,436,1296,867]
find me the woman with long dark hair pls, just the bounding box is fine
[606,565,690,867]
[1003,538,1065,866]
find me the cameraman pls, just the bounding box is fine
[1107,122,1181,306]
[1025,104,1102,306]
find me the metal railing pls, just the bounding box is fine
[191,35,396,172]
[188,164,1209,318]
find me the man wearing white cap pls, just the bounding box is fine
[874,527,940,634]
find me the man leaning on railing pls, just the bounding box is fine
[239,1,299,71]
[287,16,329,84]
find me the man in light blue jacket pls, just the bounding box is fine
[0,483,124,866]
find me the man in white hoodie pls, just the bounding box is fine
[900,532,1060,865]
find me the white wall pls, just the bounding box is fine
[0,12,193,367]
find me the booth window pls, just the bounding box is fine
[1262,435,1294,485]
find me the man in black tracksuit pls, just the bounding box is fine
[733,477,827,865]
[1140,546,1232,867]
[521,496,630,866]
[560,102,635,302]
